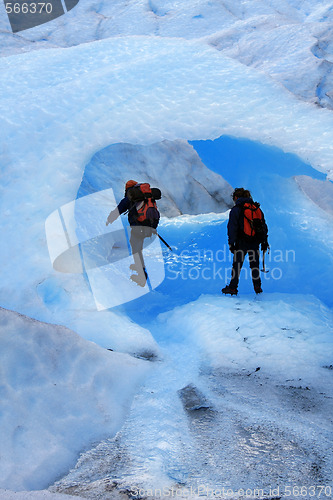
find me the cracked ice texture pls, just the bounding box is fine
[1,0,333,109]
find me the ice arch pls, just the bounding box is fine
[1,35,333,320]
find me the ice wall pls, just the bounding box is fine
[0,307,152,490]
[78,140,233,217]
[294,175,333,217]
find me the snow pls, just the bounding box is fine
[0,491,84,500]
[1,1,333,109]
[50,292,333,498]
[157,293,333,391]
[0,307,153,491]
[0,0,333,496]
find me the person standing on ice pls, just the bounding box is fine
[222,187,269,296]
[106,180,160,287]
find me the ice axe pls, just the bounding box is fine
[261,248,269,273]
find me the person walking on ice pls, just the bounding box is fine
[222,187,269,296]
[106,180,161,287]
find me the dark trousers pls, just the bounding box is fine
[129,226,153,273]
[229,242,261,290]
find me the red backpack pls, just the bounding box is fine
[241,202,266,241]
[127,183,161,229]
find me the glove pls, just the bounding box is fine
[261,241,269,252]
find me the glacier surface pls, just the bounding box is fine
[1,0,333,109]
[0,1,333,497]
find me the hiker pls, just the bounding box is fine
[106,180,160,286]
[222,187,269,296]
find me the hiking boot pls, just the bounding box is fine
[130,264,148,279]
[130,273,147,287]
[222,285,238,296]
[254,285,263,294]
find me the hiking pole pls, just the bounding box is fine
[157,232,173,252]
[153,230,173,252]
[261,248,269,273]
